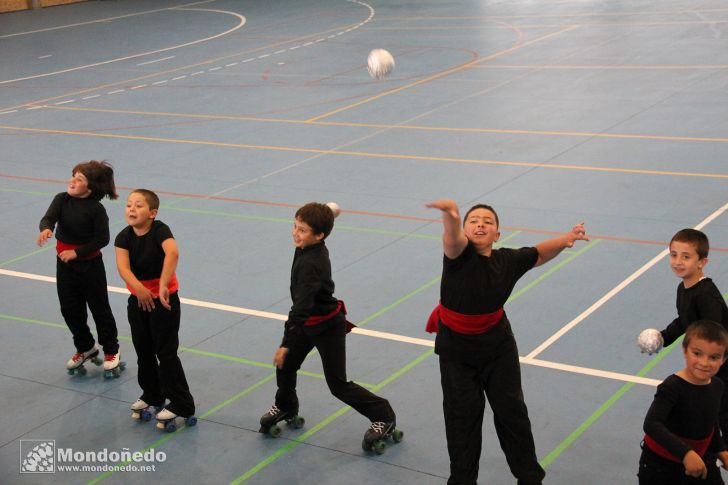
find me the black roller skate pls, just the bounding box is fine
[66,346,102,376]
[362,420,403,455]
[258,404,305,438]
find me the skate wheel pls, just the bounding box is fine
[361,438,370,452]
[391,429,404,443]
[67,368,75,376]
[140,410,153,422]
[372,440,387,455]
[165,421,177,433]
[104,370,113,379]
[268,425,282,438]
[185,416,197,427]
[119,361,127,370]
[77,366,87,376]
[288,416,305,429]
[91,357,102,366]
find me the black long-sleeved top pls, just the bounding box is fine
[644,374,725,460]
[39,192,110,258]
[281,242,339,348]
[661,278,728,347]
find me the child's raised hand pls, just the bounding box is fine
[425,199,459,220]
[273,347,289,369]
[135,285,155,312]
[565,223,589,247]
[37,229,53,247]
[682,450,707,479]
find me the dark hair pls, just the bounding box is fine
[671,228,709,260]
[683,320,728,354]
[295,202,334,239]
[72,160,117,201]
[463,204,499,228]
[131,189,160,211]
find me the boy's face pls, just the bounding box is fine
[669,240,706,281]
[125,192,157,229]
[67,172,91,198]
[683,337,726,385]
[463,208,500,248]
[292,217,323,249]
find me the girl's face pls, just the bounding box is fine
[67,172,91,198]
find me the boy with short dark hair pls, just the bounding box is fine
[260,202,399,450]
[639,320,728,484]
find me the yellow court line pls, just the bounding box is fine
[1,123,726,179]
[472,64,728,70]
[380,8,728,20]
[43,105,728,144]
[306,25,578,122]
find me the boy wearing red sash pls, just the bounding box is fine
[426,199,588,485]
[639,320,728,484]
[37,161,121,374]
[114,189,195,424]
[261,202,397,446]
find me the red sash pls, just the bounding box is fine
[643,432,713,463]
[304,300,355,332]
[426,302,504,334]
[127,274,179,298]
[56,241,100,260]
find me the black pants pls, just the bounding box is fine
[439,333,544,485]
[275,319,395,423]
[128,292,195,417]
[638,445,724,485]
[56,256,119,355]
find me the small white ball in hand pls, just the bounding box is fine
[637,328,664,355]
[326,202,341,218]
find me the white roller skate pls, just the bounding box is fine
[102,352,126,379]
[156,408,197,433]
[66,346,102,376]
[130,399,164,422]
[362,420,403,455]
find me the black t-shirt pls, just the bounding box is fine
[39,192,110,258]
[643,374,725,459]
[114,220,173,280]
[662,278,728,347]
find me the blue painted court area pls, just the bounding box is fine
[1,0,728,483]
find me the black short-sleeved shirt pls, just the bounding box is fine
[436,243,538,359]
[39,192,110,258]
[114,220,173,280]
[662,278,728,347]
[643,374,725,459]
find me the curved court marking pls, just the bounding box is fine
[526,200,728,360]
[0,8,247,85]
[1,123,727,179]
[35,104,728,144]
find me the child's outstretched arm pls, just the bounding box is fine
[158,238,179,311]
[115,247,155,312]
[535,223,589,267]
[425,199,468,259]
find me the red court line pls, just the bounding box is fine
[2,172,727,252]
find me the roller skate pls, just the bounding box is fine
[66,346,102,376]
[156,408,197,433]
[258,404,305,438]
[102,352,126,379]
[130,399,164,422]
[361,420,403,455]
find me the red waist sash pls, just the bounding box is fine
[643,431,713,463]
[426,302,504,334]
[56,241,101,260]
[127,274,179,298]
[304,300,355,332]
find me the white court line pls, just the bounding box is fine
[38,55,52,59]
[0,268,666,387]
[136,55,176,66]
[526,200,728,360]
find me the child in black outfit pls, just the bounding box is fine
[639,320,728,484]
[260,202,397,447]
[425,199,589,485]
[114,189,195,426]
[37,160,121,374]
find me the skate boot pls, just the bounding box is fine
[258,404,305,438]
[362,420,403,455]
[102,352,126,379]
[130,399,164,422]
[156,408,197,433]
[66,346,102,376]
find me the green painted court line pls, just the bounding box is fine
[539,337,683,469]
[87,373,276,485]
[230,349,434,484]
